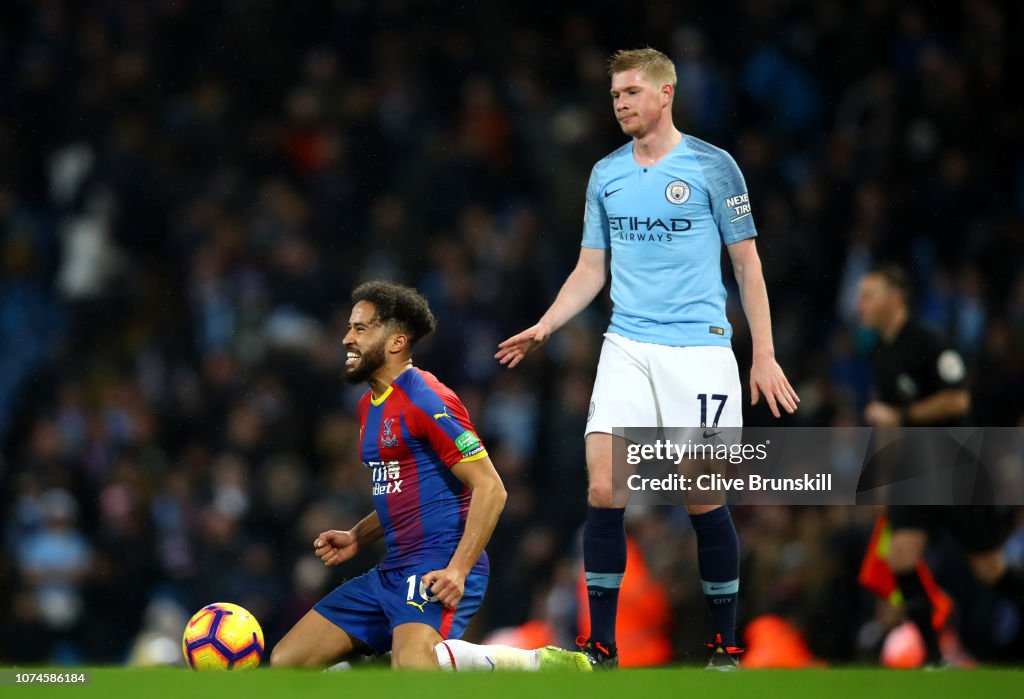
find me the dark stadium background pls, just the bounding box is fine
[2,0,1022,666]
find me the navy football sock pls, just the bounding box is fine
[690,506,740,647]
[583,506,626,648]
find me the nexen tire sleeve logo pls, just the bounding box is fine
[725,192,751,222]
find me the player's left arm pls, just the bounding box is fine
[421,455,507,608]
[727,238,800,418]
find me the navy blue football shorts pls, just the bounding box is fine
[313,564,487,654]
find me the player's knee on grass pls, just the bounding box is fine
[392,622,445,670]
[269,640,314,668]
[270,610,362,668]
[391,642,439,670]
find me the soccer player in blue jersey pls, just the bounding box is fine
[497,48,800,669]
[272,281,590,671]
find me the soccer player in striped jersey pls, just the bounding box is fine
[271,281,589,671]
[497,48,799,669]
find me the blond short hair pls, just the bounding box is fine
[608,48,677,88]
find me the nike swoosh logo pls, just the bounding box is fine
[406,600,428,613]
[703,429,722,439]
[708,584,732,591]
[604,188,622,198]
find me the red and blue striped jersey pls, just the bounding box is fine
[357,367,490,575]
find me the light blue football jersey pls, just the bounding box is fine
[581,134,757,347]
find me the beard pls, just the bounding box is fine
[343,337,388,384]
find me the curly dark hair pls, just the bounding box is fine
[351,280,437,345]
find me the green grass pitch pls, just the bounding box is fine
[5,667,1023,699]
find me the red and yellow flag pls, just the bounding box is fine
[858,513,953,629]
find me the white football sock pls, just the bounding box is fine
[434,639,540,671]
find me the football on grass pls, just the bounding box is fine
[182,602,265,670]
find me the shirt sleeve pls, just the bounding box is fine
[581,165,610,249]
[408,390,488,468]
[693,143,758,245]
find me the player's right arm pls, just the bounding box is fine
[496,246,607,368]
[421,454,507,608]
[313,511,384,567]
[496,167,609,368]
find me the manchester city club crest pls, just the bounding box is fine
[665,179,690,204]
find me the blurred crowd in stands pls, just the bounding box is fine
[2,0,1023,666]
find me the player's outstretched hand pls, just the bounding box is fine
[420,566,466,608]
[314,530,358,567]
[750,356,800,418]
[495,322,550,369]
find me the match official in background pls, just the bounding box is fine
[859,265,970,431]
[857,265,1023,664]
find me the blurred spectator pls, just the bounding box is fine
[13,488,92,661]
